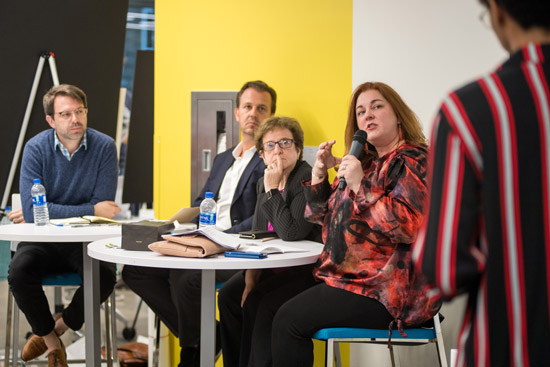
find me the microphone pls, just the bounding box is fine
[338,129,368,190]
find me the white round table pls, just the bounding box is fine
[88,236,322,269]
[88,236,323,367]
[0,222,120,242]
[0,223,121,367]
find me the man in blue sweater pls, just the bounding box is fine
[7,84,120,367]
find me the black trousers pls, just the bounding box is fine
[218,265,316,367]
[8,242,116,336]
[121,265,237,348]
[271,283,394,367]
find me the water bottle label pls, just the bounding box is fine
[32,194,47,206]
[199,212,216,226]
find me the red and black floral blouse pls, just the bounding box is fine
[304,143,440,327]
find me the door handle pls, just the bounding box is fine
[202,149,211,171]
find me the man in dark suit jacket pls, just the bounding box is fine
[191,144,264,233]
[123,80,277,367]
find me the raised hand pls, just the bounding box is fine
[312,140,341,184]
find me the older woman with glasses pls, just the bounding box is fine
[218,116,322,367]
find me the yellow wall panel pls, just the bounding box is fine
[156,0,352,219]
[156,1,352,366]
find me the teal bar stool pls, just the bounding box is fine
[312,313,447,367]
[5,272,117,367]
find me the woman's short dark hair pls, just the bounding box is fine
[254,116,304,161]
[479,0,550,30]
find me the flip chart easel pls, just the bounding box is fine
[0,52,60,220]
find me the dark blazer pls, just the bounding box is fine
[252,160,322,243]
[193,146,266,233]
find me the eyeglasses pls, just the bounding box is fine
[262,138,295,152]
[53,107,88,121]
[479,9,491,28]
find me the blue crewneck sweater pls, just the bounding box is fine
[20,128,118,222]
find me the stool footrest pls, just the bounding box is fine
[313,327,436,340]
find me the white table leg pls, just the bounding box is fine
[83,242,101,367]
[200,269,216,367]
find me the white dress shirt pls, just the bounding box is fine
[215,142,256,230]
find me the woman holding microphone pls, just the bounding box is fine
[271,81,440,367]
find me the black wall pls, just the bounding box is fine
[123,50,153,204]
[0,0,129,206]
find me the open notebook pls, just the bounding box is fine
[49,215,121,226]
[235,243,308,254]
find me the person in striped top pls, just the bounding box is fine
[413,1,550,366]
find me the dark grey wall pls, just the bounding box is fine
[123,50,153,204]
[0,0,129,206]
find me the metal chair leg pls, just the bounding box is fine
[12,297,20,367]
[54,287,63,315]
[325,339,334,367]
[104,296,113,367]
[434,314,448,367]
[110,292,119,367]
[152,316,160,367]
[334,341,342,367]
[5,288,13,367]
[389,343,396,367]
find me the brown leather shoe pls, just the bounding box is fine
[21,313,63,361]
[21,334,46,361]
[46,335,66,367]
[47,348,67,367]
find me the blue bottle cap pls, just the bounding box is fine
[205,192,214,199]
[33,178,41,184]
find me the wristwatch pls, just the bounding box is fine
[266,188,278,200]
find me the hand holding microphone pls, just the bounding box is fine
[338,129,367,190]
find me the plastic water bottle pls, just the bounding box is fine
[31,178,49,226]
[199,192,217,228]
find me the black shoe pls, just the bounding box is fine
[180,323,222,367]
